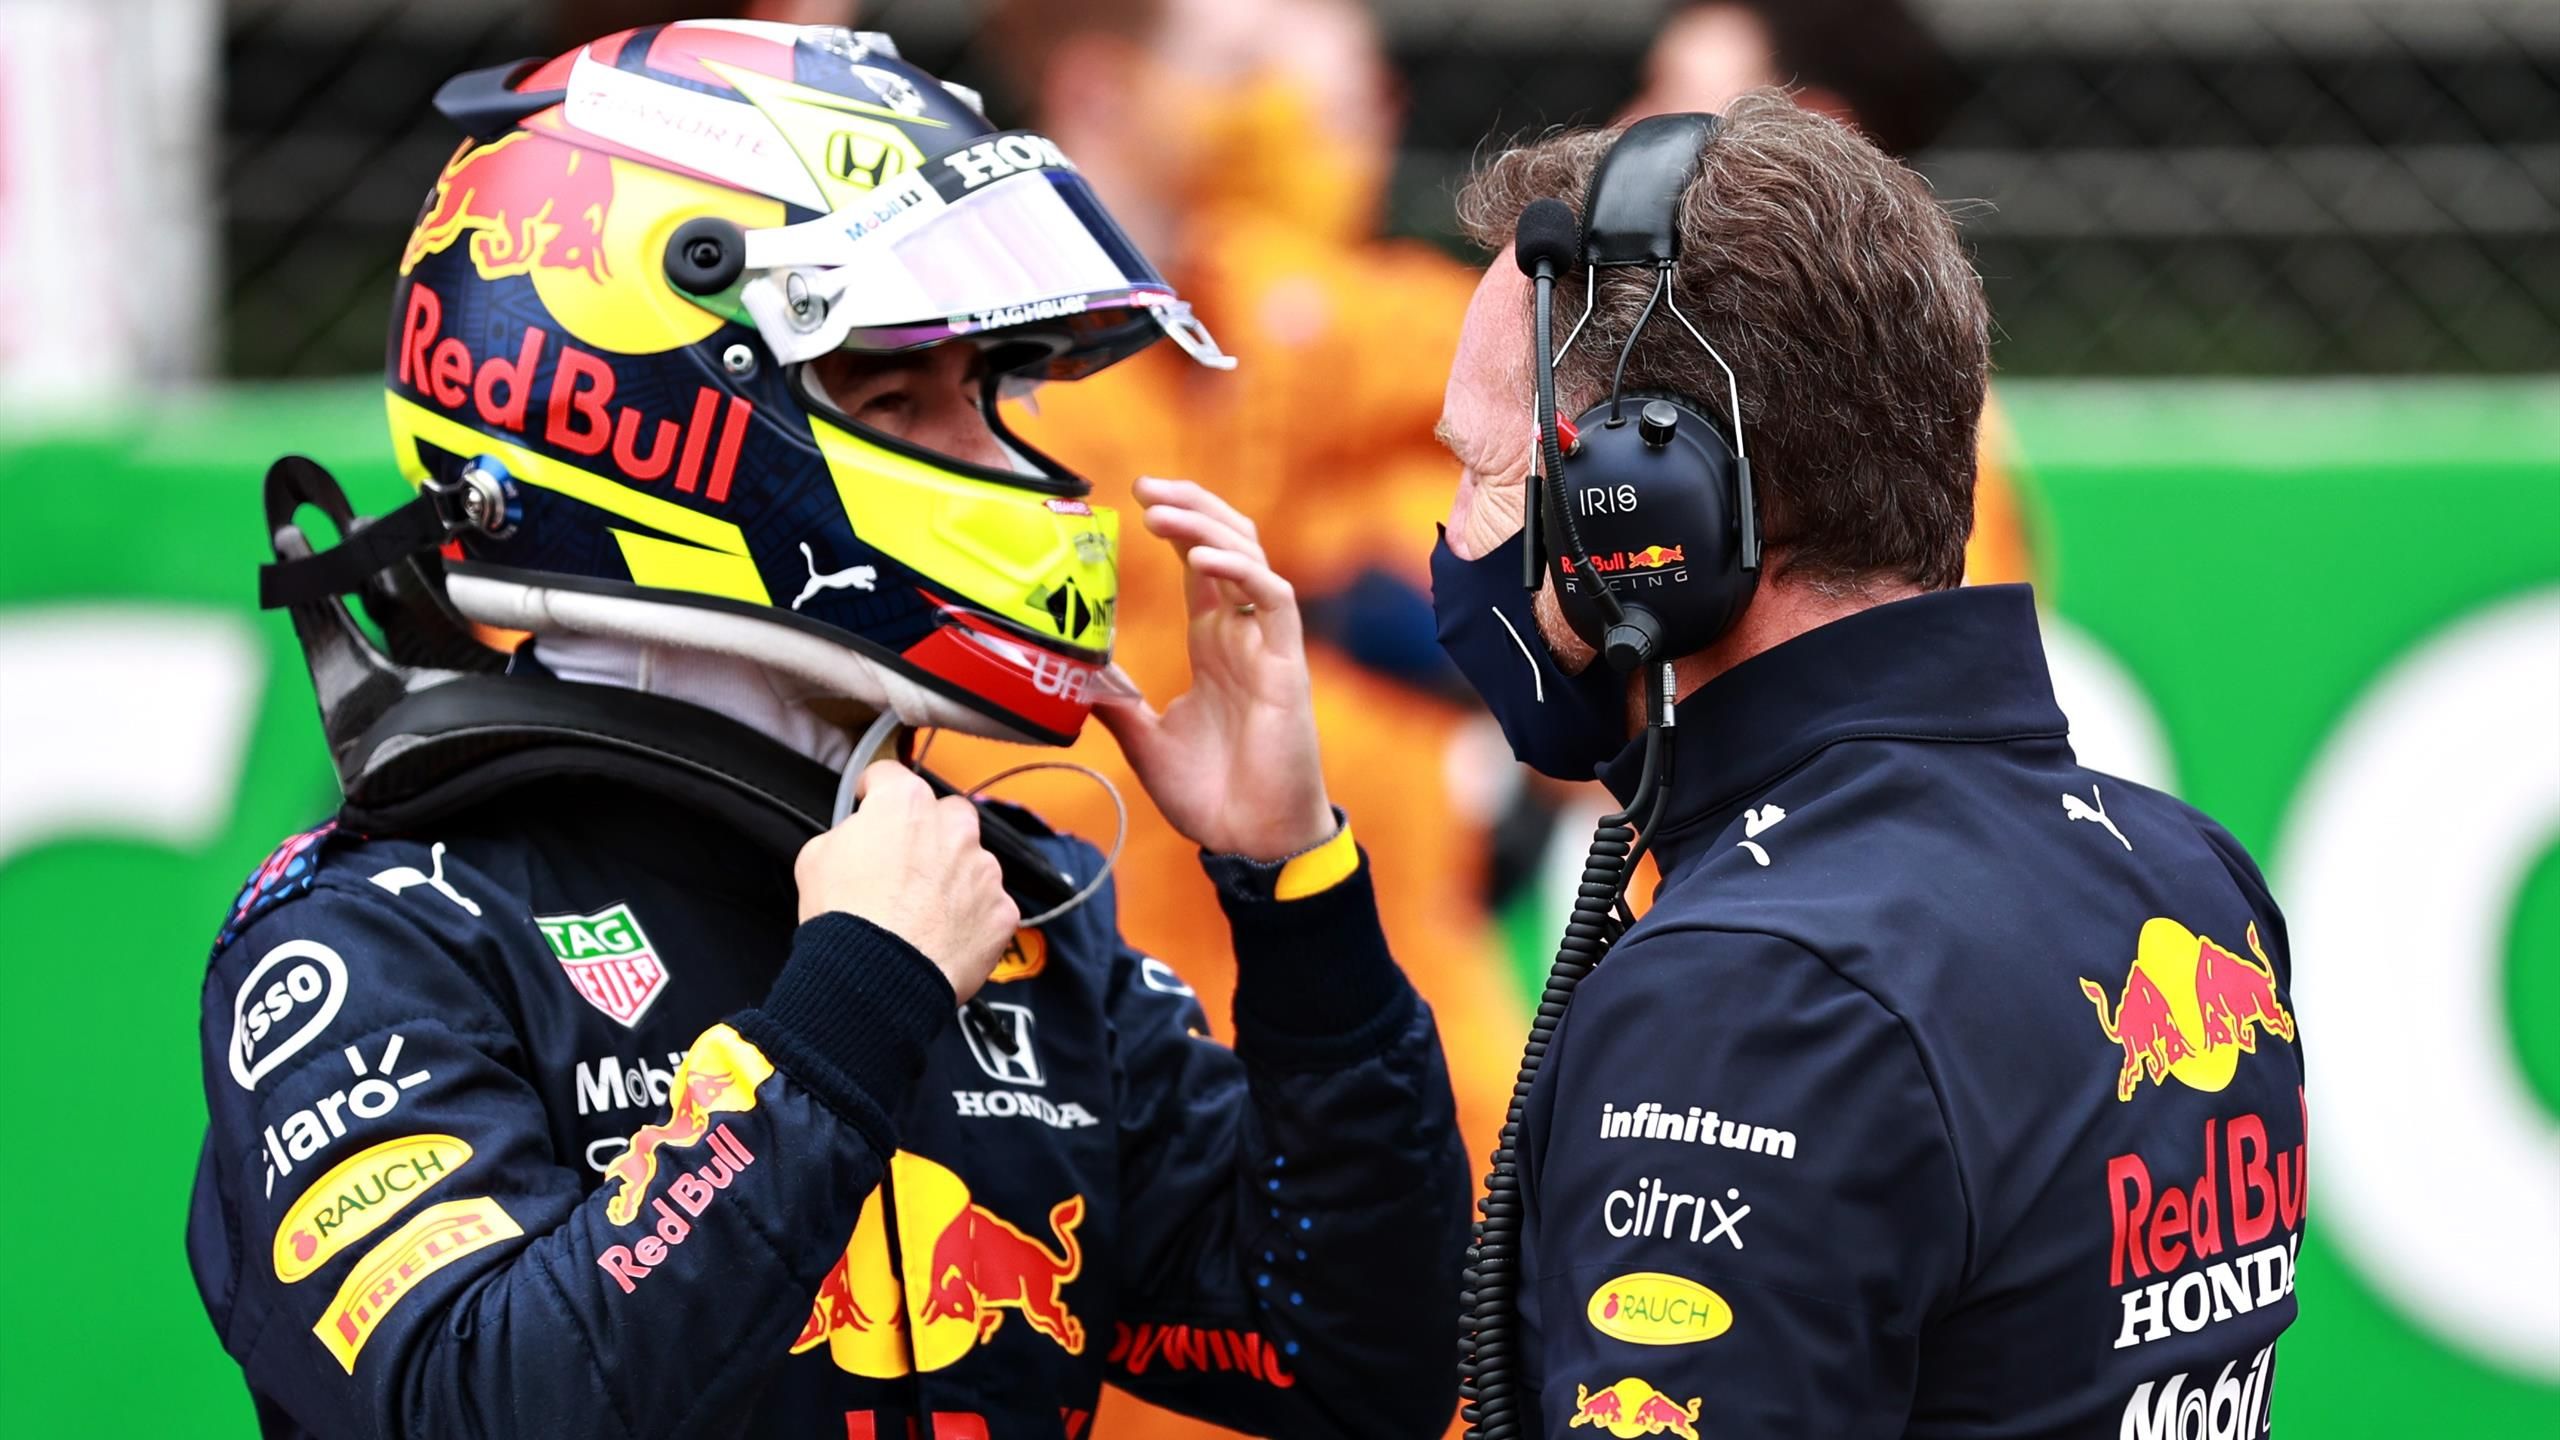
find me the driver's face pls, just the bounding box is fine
[810,342,1012,470]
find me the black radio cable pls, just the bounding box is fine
[1461,681,1667,1440]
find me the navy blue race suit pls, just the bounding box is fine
[1515,586,2306,1438]
[187,695,1468,1439]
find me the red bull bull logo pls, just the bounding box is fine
[791,1150,1088,1377]
[2082,919,2295,1102]
[393,126,781,357]
[917,1193,1086,1351]
[1569,1376,1704,1439]
[601,1025,774,1224]
[402,132,615,283]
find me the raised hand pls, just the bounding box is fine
[1094,476,1337,862]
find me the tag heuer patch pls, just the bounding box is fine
[535,903,668,1027]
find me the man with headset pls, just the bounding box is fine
[1432,97,2305,1436]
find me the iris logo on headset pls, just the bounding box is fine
[1518,113,1763,681]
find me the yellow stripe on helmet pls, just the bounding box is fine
[385,391,771,605]
[810,415,1117,658]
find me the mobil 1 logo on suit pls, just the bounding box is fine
[536,903,669,1027]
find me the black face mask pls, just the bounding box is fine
[1431,528,1630,781]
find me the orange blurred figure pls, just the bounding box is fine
[942,9,1516,1434]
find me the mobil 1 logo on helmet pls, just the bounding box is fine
[536,903,669,1027]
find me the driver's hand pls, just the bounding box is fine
[795,761,1017,1002]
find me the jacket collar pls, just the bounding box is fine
[1597,584,2068,873]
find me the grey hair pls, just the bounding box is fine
[1456,92,1990,594]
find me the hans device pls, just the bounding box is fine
[1459,113,1761,1440]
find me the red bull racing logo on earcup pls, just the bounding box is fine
[2082,918,2297,1102]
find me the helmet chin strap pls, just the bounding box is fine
[533,631,869,772]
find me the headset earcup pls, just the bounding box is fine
[1545,395,1755,664]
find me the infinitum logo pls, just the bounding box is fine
[1598,1101,1796,1161]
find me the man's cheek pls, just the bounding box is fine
[1534,583,1601,674]
[1446,468,1526,562]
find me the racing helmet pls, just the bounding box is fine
[387,21,1232,745]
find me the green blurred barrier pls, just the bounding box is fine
[0,380,2552,1435]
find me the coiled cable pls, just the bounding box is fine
[1461,714,1664,1440]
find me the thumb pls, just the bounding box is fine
[1091,688,1168,781]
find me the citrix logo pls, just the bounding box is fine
[1603,1177,1751,1250]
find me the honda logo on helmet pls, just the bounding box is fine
[942,133,1075,190]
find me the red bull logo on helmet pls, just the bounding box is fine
[403,132,614,284]
[1568,1376,1704,1439]
[791,1150,1087,1377]
[394,124,782,357]
[2081,918,2296,1102]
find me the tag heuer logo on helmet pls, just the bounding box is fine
[536,903,669,1027]
[954,294,1090,335]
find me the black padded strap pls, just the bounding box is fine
[338,673,1077,910]
[1582,112,1723,267]
[257,492,449,610]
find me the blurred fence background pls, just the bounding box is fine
[217,0,2559,378]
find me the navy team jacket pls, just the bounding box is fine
[1517,585,2306,1439]
[186,711,1468,1438]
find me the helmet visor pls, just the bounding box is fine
[742,135,1233,377]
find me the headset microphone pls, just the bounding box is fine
[1512,196,1579,279]
[1512,198,1582,597]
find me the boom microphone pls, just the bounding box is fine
[1513,197,1579,279]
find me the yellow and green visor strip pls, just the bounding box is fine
[813,418,1119,658]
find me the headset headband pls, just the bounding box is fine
[1582,112,1723,267]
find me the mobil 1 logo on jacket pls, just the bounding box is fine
[536,903,669,1027]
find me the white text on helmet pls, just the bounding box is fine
[957,295,1091,333]
[942,134,1076,191]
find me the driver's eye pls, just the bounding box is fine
[858,390,914,423]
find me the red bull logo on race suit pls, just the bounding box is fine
[600,1025,774,1225]
[1569,1376,1704,1439]
[792,1149,1086,1377]
[2081,918,2295,1102]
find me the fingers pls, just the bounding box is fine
[935,792,983,848]
[1187,545,1305,654]
[1142,501,1266,568]
[1134,475,1261,554]
[1090,689,1168,777]
[852,758,927,813]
